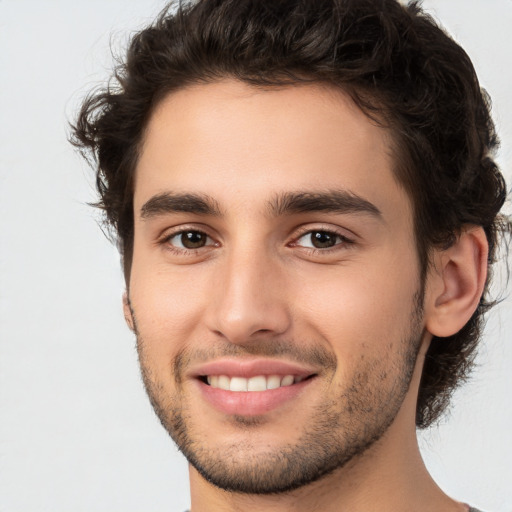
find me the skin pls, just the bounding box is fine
[124,79,488,512]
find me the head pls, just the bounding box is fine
[72,0,507,490]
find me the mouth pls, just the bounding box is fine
[190,359,319,416]
[199,374,314,391]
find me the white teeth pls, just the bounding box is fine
[218,375,230,390]
[281,375,294,387]
[266,375,281,390]
[229,377,248,392]
[247,376,267,391]
[206,374,303,392]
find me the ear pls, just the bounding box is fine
[424,226,488,338]
[123,292,135,332]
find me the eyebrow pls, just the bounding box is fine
[139,189,382,221]
[140,192,222,219]
[268,190,382,219]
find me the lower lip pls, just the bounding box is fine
[196,378,315,416]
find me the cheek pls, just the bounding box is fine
[291,256,420,362]
[129,263,210,360]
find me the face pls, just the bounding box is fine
[128,80,427,494]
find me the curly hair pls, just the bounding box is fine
[71,0,508,428]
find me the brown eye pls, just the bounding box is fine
[181,231,207,248]
[309,231,337,248]
[295,230,350,250]
[167,230,212,249]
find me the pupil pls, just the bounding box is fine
[182,231,206,249]
[312,231,336,248]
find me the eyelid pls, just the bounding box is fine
[156,223,356,255]
[290,224,356,245]
[158,224,219,253]
[158,223,214,240]
[168,231,215,248]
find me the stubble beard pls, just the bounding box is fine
[133,292,424,495]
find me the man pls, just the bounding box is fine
[72,0,508,510]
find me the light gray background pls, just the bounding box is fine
[1,1,511,511]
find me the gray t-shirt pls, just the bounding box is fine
[185,509,483,511]
[185,507,484,511]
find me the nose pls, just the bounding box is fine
[205,245,291,344]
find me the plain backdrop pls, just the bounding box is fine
[0,1,511,511]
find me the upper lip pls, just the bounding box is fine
[187,358,318,379]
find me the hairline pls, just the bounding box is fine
[121,77,432,285]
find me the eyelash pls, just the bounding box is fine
[159,226,355,256]
[290,227,355,253]
[160,228,216,256]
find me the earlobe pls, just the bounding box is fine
[123,292,135,332]
[425,226,488,338]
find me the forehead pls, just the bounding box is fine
[135,79,409,221]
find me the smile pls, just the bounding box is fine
[204,374,307,392]
[190,358,319,415]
